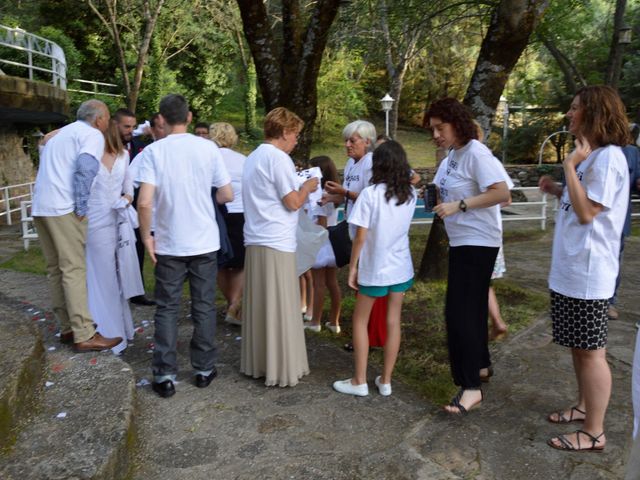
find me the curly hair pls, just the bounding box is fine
[371,140,414,205]
[425,98,478,146]
[210,122,238,148]
[575,86,632,147]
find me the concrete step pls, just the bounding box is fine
[0,295,138,480]
[0,304,45,452]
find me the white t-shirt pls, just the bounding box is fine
[242,143,300,253]
[220,147,245,213]
[549,145,629,299]
[348,184,417,286]
[32,121,105,217]
[433,140,513,247]
[136,133,230,256]
[343,151,373,217]
[310,197,338,227]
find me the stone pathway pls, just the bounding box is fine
[0,225,638,479]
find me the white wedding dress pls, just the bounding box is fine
[86,151,141,354]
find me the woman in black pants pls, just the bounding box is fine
[427,98,513,414]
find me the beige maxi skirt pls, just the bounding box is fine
[240,245,309,386]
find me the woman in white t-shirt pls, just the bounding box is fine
[539,86,630,452]
[322,120,376,232]
[210,122,246,326]
[333,140,416,397]
[427,98,512,415]
[240,108,319,387]
[304,156,342,334]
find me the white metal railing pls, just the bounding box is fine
[68,78,124,98]
[20,201,37,250]
[0,25,66,88]
[0,182,35,226]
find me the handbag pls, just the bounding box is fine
[328,200,352,268]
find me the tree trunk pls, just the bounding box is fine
[604,0,627,88]
[236,0,341,163]
[417,216,449,281]
[539,34,585,95]
[463,0,550,137]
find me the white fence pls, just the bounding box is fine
[2,183,639,250]
[0,25,67,88]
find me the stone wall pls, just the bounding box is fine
[410,164,563,188]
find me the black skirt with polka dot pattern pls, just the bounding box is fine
[550,290,609,350]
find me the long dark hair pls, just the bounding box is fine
[310,155,339,189]
[371,140,413,205]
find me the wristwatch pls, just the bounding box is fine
[459,199,468,212]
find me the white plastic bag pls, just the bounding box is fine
[295,212,328,276]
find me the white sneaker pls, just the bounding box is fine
[325,322,341,334]
[375,376,392,396]
[333,378,369,396]
[303,322,321,332]
[303,314,313,321]
[225,313,242,326]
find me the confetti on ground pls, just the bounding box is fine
[47,346,56,351]
[136,378,150,387]
[51,364,64,373]
[89,358,98,365]
[235,336,241,341]
[56,412,67,419]
[54,332,61,337]
[146,350,153,354]
[136,327,144,333]
[45,381,54,387]
[121,368,131,372]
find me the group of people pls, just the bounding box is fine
[31,86,639,456]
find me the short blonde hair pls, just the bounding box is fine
[209,122,238,148]
[264,107,304,140]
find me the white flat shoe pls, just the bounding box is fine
[225,314,241,326]
[375,376,392,396]
[333,378,368,396]
[325,322,341,334]
[304,322,321,332]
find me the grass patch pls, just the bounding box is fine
[0,246,47,275]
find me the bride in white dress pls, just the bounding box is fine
[86,120,143,354]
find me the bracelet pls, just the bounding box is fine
[345,190,350,201]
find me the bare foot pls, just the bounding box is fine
[490,323,508,341]
[547,405,586,423]
[444,388,482,415]
[547,430,605,451]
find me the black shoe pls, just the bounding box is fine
[131,295,156,306]
[195,367,218,388]
[152,379,175,398]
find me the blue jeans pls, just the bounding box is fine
[152,251,217,380]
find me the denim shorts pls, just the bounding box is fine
[358,278,414,297]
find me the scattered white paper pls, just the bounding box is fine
[146,349,153,354]
[121,368,131,372]
[45,381,54,387]
[56,412,67,419]
[235,336,241,341]
[136,378,150,387]
[54,332,61,338]
[47,346,56,351]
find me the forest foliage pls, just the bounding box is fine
[1,0,639,164]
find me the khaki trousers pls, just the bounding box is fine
[34,214,95,343]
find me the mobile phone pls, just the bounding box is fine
[424,183,437,212]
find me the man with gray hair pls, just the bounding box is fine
[32,99,123,352]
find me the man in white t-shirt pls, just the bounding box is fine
[136,94,233,398]
[32,99,123,352]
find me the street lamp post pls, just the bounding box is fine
[380,93,394,138]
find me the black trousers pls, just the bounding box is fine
[445,245,499,389]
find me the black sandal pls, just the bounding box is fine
[547,406,586,424]
[444,388,483,415]
[547,429,605,452]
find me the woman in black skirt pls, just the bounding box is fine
[210,122,247,325]
[539,86,631,452]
